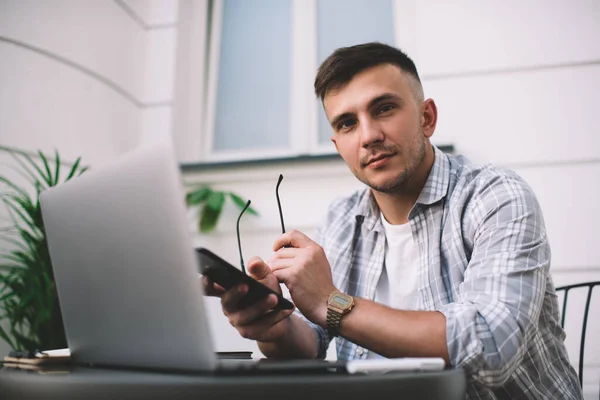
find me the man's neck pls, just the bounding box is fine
[372,146,435,225]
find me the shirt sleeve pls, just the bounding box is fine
[292,310,330,359]
[437,171,551,387]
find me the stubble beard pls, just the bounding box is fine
[356,131,427,194]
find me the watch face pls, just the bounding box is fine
[331,293,352,308]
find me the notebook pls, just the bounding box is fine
[39,138,444,375]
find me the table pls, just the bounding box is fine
[0,364,466,400]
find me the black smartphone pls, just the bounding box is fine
[196,247,294,311]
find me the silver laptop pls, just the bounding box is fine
[40,139,222,372]
[39,139,346,374]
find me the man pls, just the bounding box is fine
[204,42,582,399]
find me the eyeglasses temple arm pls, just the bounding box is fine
[237,200,251,274]
[276,174,286,234]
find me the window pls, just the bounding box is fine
[175,0,400,163]
[315,0,395,146]
[208,0,293,158]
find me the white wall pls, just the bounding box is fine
[1,1,598,397]
[182,1,600,397]
[0,0,177,357]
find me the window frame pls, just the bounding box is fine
[174,0,412,163]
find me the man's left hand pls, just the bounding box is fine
[269,230,336,327]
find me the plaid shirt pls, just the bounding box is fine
[302,146,582,399]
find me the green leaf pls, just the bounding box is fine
[53,149,61,186]
[65,158,82,181]
[228,193,259,216]
[12,330,38,352]
[0,149,97,349]
[15,227,43,256]
[205,191,225,211]
[198,192,226,233]
[7,150,40,186]
[16,290,35,309]
[199,204,223,233]
[5,192,39,228]
[0,293,16,306]
[0,263,21,272]
[0,233,30,253]
[0,176,29,199]
[186,187,212,206]
[5,190,34,209]
[2,197,37,236]
[228,192,246,209]
[38,150,53,187]
[0,269,20,285]
[1,249,35,267]
[20,151,51,189]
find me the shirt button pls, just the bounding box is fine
[356,348,364,356]
[376,245,383,252]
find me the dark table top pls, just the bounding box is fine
[0,363,467,400]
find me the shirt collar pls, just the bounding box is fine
[414,145,450,206]
[355,188,380,232]
[356,145,451,225]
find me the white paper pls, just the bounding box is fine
[346,357,445,374]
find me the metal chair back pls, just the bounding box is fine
[555,281,600,388]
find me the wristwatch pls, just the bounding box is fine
[326,291,354,337]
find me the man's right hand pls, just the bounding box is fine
[202,256,295,343]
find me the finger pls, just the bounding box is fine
[201,276,226,297]
[238,308,295,340]
[268,247,303,269]
[272,247,299,259]
[221,283,249,314]
[247,256,273,281]
[272,230,313,251]
[234,294,280,326]
[269,257,294,272]
[272,268,293,286]
[205,276,226,292]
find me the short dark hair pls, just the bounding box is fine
[314,42,421,101]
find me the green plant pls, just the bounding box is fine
[186,186,258,233]
[0,146,88,351]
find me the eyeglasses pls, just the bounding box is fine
[236,174,286,275]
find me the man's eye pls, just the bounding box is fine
[337,120,356,130]
[377,104,395,114]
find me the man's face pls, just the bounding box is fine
[324,64,433,193]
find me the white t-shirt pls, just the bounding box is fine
[367,212,420,359]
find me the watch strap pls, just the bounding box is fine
[326,307,343,337]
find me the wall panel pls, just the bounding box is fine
[0,43,139,165]
[411,0,600,76]
[121,0,179,26]
[516,163,600,269]
[0,0,147,104]
[426,65,600,166]
[140,106,173,144]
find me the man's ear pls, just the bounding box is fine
[323,100,340,152]
[421,99,438,139]
[330,136,339,152]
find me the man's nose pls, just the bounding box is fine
[359,118,384,148]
